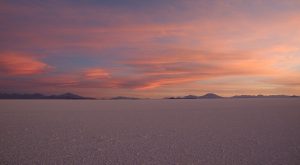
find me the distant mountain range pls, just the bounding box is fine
[0,92,298,100]
[166,93,298,99]
[231,94,298,98]
[0,93,95,100]
[166,93,223,99]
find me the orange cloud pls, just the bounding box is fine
[83,68,110,80]
[0,52,51,75]
[265,72,300,86]
[117,48,279,90]
[26,68,113,89]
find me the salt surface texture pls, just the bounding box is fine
[0,98,300,164]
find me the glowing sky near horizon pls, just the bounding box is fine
[1,0,300,98]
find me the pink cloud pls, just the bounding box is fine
[83,68,110,80]
[0,52,52,75]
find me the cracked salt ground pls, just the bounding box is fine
[0,98,300,164]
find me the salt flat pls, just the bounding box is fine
[0,99,300,165]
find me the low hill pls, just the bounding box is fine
[0,93,95,100]
[166,93,223,99]
[232,95,298,98]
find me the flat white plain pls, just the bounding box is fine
[0,98,300,164]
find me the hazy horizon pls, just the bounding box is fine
[0,92,299,100]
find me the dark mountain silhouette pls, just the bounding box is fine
[182,95,198,99]
[199,93,223,99]
[232,95,298,98]
[0,93,95,99]
[166,93,298,99]
[166,93,223,99]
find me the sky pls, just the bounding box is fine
[1,0,300,98]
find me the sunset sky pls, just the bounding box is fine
[1,0,300,98]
